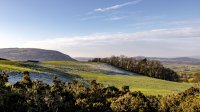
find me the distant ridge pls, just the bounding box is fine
[75,56,200,64]
[190,56,200,59]
[0,48,75,61]
[135,56,200,64]
[74,57,93,62]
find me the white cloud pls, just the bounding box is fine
[90,0,142,14]
[85,0,141,21]
[21,27,200,57]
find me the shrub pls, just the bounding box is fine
[0,72,199,112]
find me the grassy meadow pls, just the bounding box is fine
[42,61,193,96]
[0,60,38,72]
[0,60,196,95]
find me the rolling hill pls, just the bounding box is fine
[0,49,197,95]
[0,48,75,61]
[0,59,193,96]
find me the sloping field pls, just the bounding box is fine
[42,61,193,96]
[0,60,38,72]
[0,60,194,95]
[0,60,78,84]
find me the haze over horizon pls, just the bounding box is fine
[0,0,200,57]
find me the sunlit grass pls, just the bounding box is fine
[0,60,38,72]
[42,61,193,95]
[0,60,194,95]
[43,61,85,67]
[42,61,101,72]
[0,64,37,72]
[69,71,192,96]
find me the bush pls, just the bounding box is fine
[0,72,199,112]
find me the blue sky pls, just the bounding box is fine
[0,0,200,57]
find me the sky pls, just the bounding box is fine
[0,0,200,57]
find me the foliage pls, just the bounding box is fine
[0,72,8,87]
[89,55,179,81]
[0,72,199,112]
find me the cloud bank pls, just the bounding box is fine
[18,27,200,57]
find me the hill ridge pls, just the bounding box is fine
[0,48,75,61]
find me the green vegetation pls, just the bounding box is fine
[0,60,195,96]
[0,60,71,75]
[42,61,192,96]
[0,60,38,72]
[42,61,94,71]
[69,71,191,95]
[89,56,179,81]
[0,72,199,112]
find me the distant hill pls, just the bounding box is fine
[74,57,93,62]
[0,48,75,61]
[190,56,200,59]
[115,56,200,64]
[139,57,200,64]
[76,56,200,64]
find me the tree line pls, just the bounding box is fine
[89,55,179,81]
[0,71,199,112]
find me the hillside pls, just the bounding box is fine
[0,60,193,95]
[0,48,75,61]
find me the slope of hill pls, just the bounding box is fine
[0,60,193,95]
[44,61,195,95]
[0,48,75,61]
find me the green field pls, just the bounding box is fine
[0,60,195,95]
[42,61,194,96]
[0,60,38,72]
